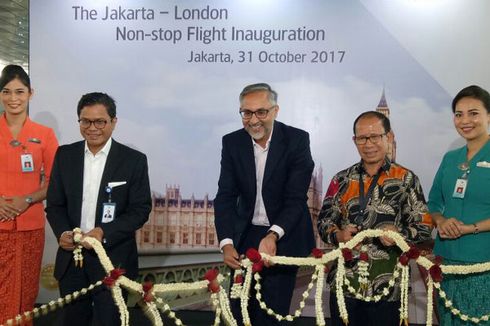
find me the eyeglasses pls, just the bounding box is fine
[239,105,276,120]
[353,133,386,145]
[78,118,111,129]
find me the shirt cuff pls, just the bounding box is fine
[269,225,285,240]
[219,238,234,250]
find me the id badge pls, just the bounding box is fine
[102,202,116,223]
[452,178,467,198]
[21,153,34,172]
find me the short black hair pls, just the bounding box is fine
[239,83,278,106]
[353,111,391,135]
[77,92,116,118]
[452,85,490,113]
[0,64,31,90]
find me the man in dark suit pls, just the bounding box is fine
[214,83,315,325]
[46,92,151,326]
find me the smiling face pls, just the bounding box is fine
[240,90,278,147]
[79,104,117,154]
[453,96,490,144]
[354,116,392,168]
[0,78,32,117]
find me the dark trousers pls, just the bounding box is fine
[231,225,298,326]
[329,291,401,326]
[57,254,123,326]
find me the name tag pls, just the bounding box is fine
[21,154,34,172]
[102,202,116,223]
[452,178,467,198]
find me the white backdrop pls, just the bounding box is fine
[30,0,490,311]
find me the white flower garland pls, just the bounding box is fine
[112,284,129,325]
[253,268,318,322]
[434,281,490,324]
[335,243,349,325]
[399,264,410,326]
[357,260,370,293]
[140,301,163,326]
[314,265,326,326]
[72,228,84,267]
[0,280,103,326]
[6,230,490,326]
[218,285,238,326]
[210,292,221,326]
[426,276,434,326]
[343,264,401,302]
[230,269,243,299]
[240,264,253,326]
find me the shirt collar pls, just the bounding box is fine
[84,137,112,156]
[357,157,392,176]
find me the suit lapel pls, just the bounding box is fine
[73,142,86,227]
[263,121,285,185]
[95,139,120,226]
[238,130,256,194]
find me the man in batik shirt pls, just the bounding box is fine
[318,111,432,326]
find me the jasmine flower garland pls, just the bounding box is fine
[5,229,490,326]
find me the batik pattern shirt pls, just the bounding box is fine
[317,159,432,301]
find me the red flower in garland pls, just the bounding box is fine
[142,281,154,302]
[252,261,264,273]
[359,251,369,262]
[103,268,126,287]
[246,248,262,263]
[399,246,421,266]
[110,268,126,279]
[435,255,443,265]
[204,268,219,282]
[208,281,220,293]
[311,248,324,259]
[407,246,421,260]
[399,253,410,266]
[341,248,353,262]
[204,268,220,293]
[429,264,443,283]
[234,274,244,284]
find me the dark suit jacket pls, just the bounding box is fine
[214,121,315,257]
[46,139,151,281]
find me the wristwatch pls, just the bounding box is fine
[25,196,33,205]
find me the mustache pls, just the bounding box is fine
[247,122,263,127]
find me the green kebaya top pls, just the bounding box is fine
[428,140,490,263]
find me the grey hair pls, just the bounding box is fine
[239,83,278,106]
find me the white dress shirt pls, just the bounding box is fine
[80,138,112,232]
[219,128,285,249]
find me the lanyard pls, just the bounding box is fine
[355,170,381,226]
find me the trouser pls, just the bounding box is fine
[58,256,124,326]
